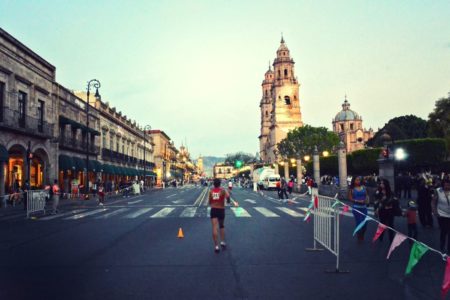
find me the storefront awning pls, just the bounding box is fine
[0,145,8,162]
[88,160,102,172]
[73,157,86,172]
[58,154,75,171]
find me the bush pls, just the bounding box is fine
[350,148,382,175]
[393,138,447,171]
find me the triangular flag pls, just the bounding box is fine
[304,211,311,222]
[372,224,387,242]
[405,242,428,275]
[387,233,407,259]
[341,205,349,216]
[442,257,450,298]
[314,196,319,208]
[308,202,313,209]
[353,216,369,236]
[332,200,340,208]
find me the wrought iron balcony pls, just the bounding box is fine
[0,107,54,138]
[59,136,99,154]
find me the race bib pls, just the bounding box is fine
[212,192,220,200]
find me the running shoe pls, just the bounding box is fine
[220,241,226,249]
[214,245,220,253]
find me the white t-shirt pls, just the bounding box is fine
[437,188,450,218]
[228,182,233,188]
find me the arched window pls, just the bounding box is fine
[294,95,297,100]
[278,70,281,78]
[284,96,291,105]
[284,69,288,77]
[265,90,268,96]
[350,123,354,130]
[265,111,268,117]
[340,124,344,131]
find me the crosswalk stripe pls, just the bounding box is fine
[39,209,87,220]
[276,207,304,217]
[231,207,251,217]
[124,208,153,218]
[150,207,175,218]
[128,199,143,205]
[95,208,130,219]
[254,207,280,217]
[180,207,198,217]
[65,208,108,220]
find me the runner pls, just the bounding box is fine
[228,180,233,192]
[51,179,60,214]
[209,178,230,253]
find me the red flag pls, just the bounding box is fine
[387,233,407,259]
[442,257,450,298]
[341,205,349,216]
[314,196,319,209]
[372,224,387,243]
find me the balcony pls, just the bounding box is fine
[59,136,99,154]
[0,107,54,138]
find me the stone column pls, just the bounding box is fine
[313,146,320,185]
[274,163,279,175]
[284,162,289,179]
[337,141,348,198]
[296,158,302,190]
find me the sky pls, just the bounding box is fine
[1,0,449,158]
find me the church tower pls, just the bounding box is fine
[259,37,303,164]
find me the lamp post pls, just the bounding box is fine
[143,125,151,190]
[85,79,101,199]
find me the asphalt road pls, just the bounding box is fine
[0,185,447,300]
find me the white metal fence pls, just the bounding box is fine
[306,188,348,273]
[27,190,47,218]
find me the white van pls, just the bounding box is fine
[263,174,281,190]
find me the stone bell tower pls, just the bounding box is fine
[260,37,303,163]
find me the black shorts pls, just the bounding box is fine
[210,208,225,228]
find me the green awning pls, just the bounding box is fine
[88,160,102,172]
[102,164,112,174]
[0,145,8,162]
[58,154,74,171]
[73,157,86,172]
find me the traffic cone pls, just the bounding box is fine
[177,228,184,238]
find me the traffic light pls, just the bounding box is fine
[235,160,243,168]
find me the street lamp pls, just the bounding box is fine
[143,125,151,189]
[85,79,101,199]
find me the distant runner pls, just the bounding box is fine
[228,180,233,191]
[209,178,230,253]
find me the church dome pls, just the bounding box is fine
[334,99,361,122]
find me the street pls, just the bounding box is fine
[0,185,446,300]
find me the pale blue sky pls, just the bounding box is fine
[1,0,449,158]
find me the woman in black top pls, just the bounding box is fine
[374,179,400,242]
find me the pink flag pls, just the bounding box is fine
[387,233,407,259]
[442,257,450,298]
[314,196,319,209]
[372,224,387,243]
[341,205,349,216]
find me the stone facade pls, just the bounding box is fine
[332,97,374,153]
[259,37,303,164]
[213,163,235,180]
[149,130,178,185]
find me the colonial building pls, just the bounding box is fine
[259,37,303,164]
[149,130,178,185]
[332,97,374,153]
[0,27,58,196]
[213,163,235,180]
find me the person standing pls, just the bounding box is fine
[51,179,60,214]
[98,183,105,206]
[432,178,450,254]
[405,200,418,244]
[374,179,400,242]
[287,177,294,195]
[209,178,229,253]
[417,178,433,228]
[348,176,369,242]
[280,177,289,200]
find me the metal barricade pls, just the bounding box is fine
[27,190,47,218]
[306,188,348,273]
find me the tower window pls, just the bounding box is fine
[350,123,354,130]
[340,124,344,131]
[265,90,268,96]
[284,96,291,105]
[284,69,288,77]
[278,70,281,78]
[265,111,268,117]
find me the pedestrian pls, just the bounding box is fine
[276,180,282,199]
[374,179,401,242]
[405,200,418,244]
[288,177,294,195]
[280,177,289,200]
[348,176,369,242]
[417,178,433,228]
[51,179,60,214]
[98,183,105,206]
[209,178,229,253]
[432,178,450,254]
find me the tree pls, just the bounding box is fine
[428,93,450,152]
[224,152,256,166]
[277,125,340,159]
[367,115,428,147]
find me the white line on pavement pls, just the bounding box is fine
[275,207,304,217]
[95,208,130,219]
[124,208,153,218]
[231,207,251,217]
[128,199,143,205]
[166,194,176,198]
[254,207,280,217]
[150,207,175,218]
[180,207,198,217]
[65,208,108,220]
[39,209,87,221]
[244,199,256,204]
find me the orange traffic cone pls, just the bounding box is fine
[177,228,184,238]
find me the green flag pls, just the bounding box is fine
[405,242,428,275]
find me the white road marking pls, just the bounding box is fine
[231,207,251,217]
[180,207,198,217]
[150,207,175,218]
[95,208,130,219]
[207,207,211,216]
[39,209,87,220]
[254,207,279,217]
[276,207,304,217]
[166,194,177,198]
[244,199,256,204]
[65,208,108,220]
[124,208,153,218]
[194,188,208,206]
[172,199,184,204]
[128,199,143,205]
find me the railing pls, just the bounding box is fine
[59,136,99,154]
[0,107,54,138]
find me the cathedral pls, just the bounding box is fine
[259,37,303,163]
